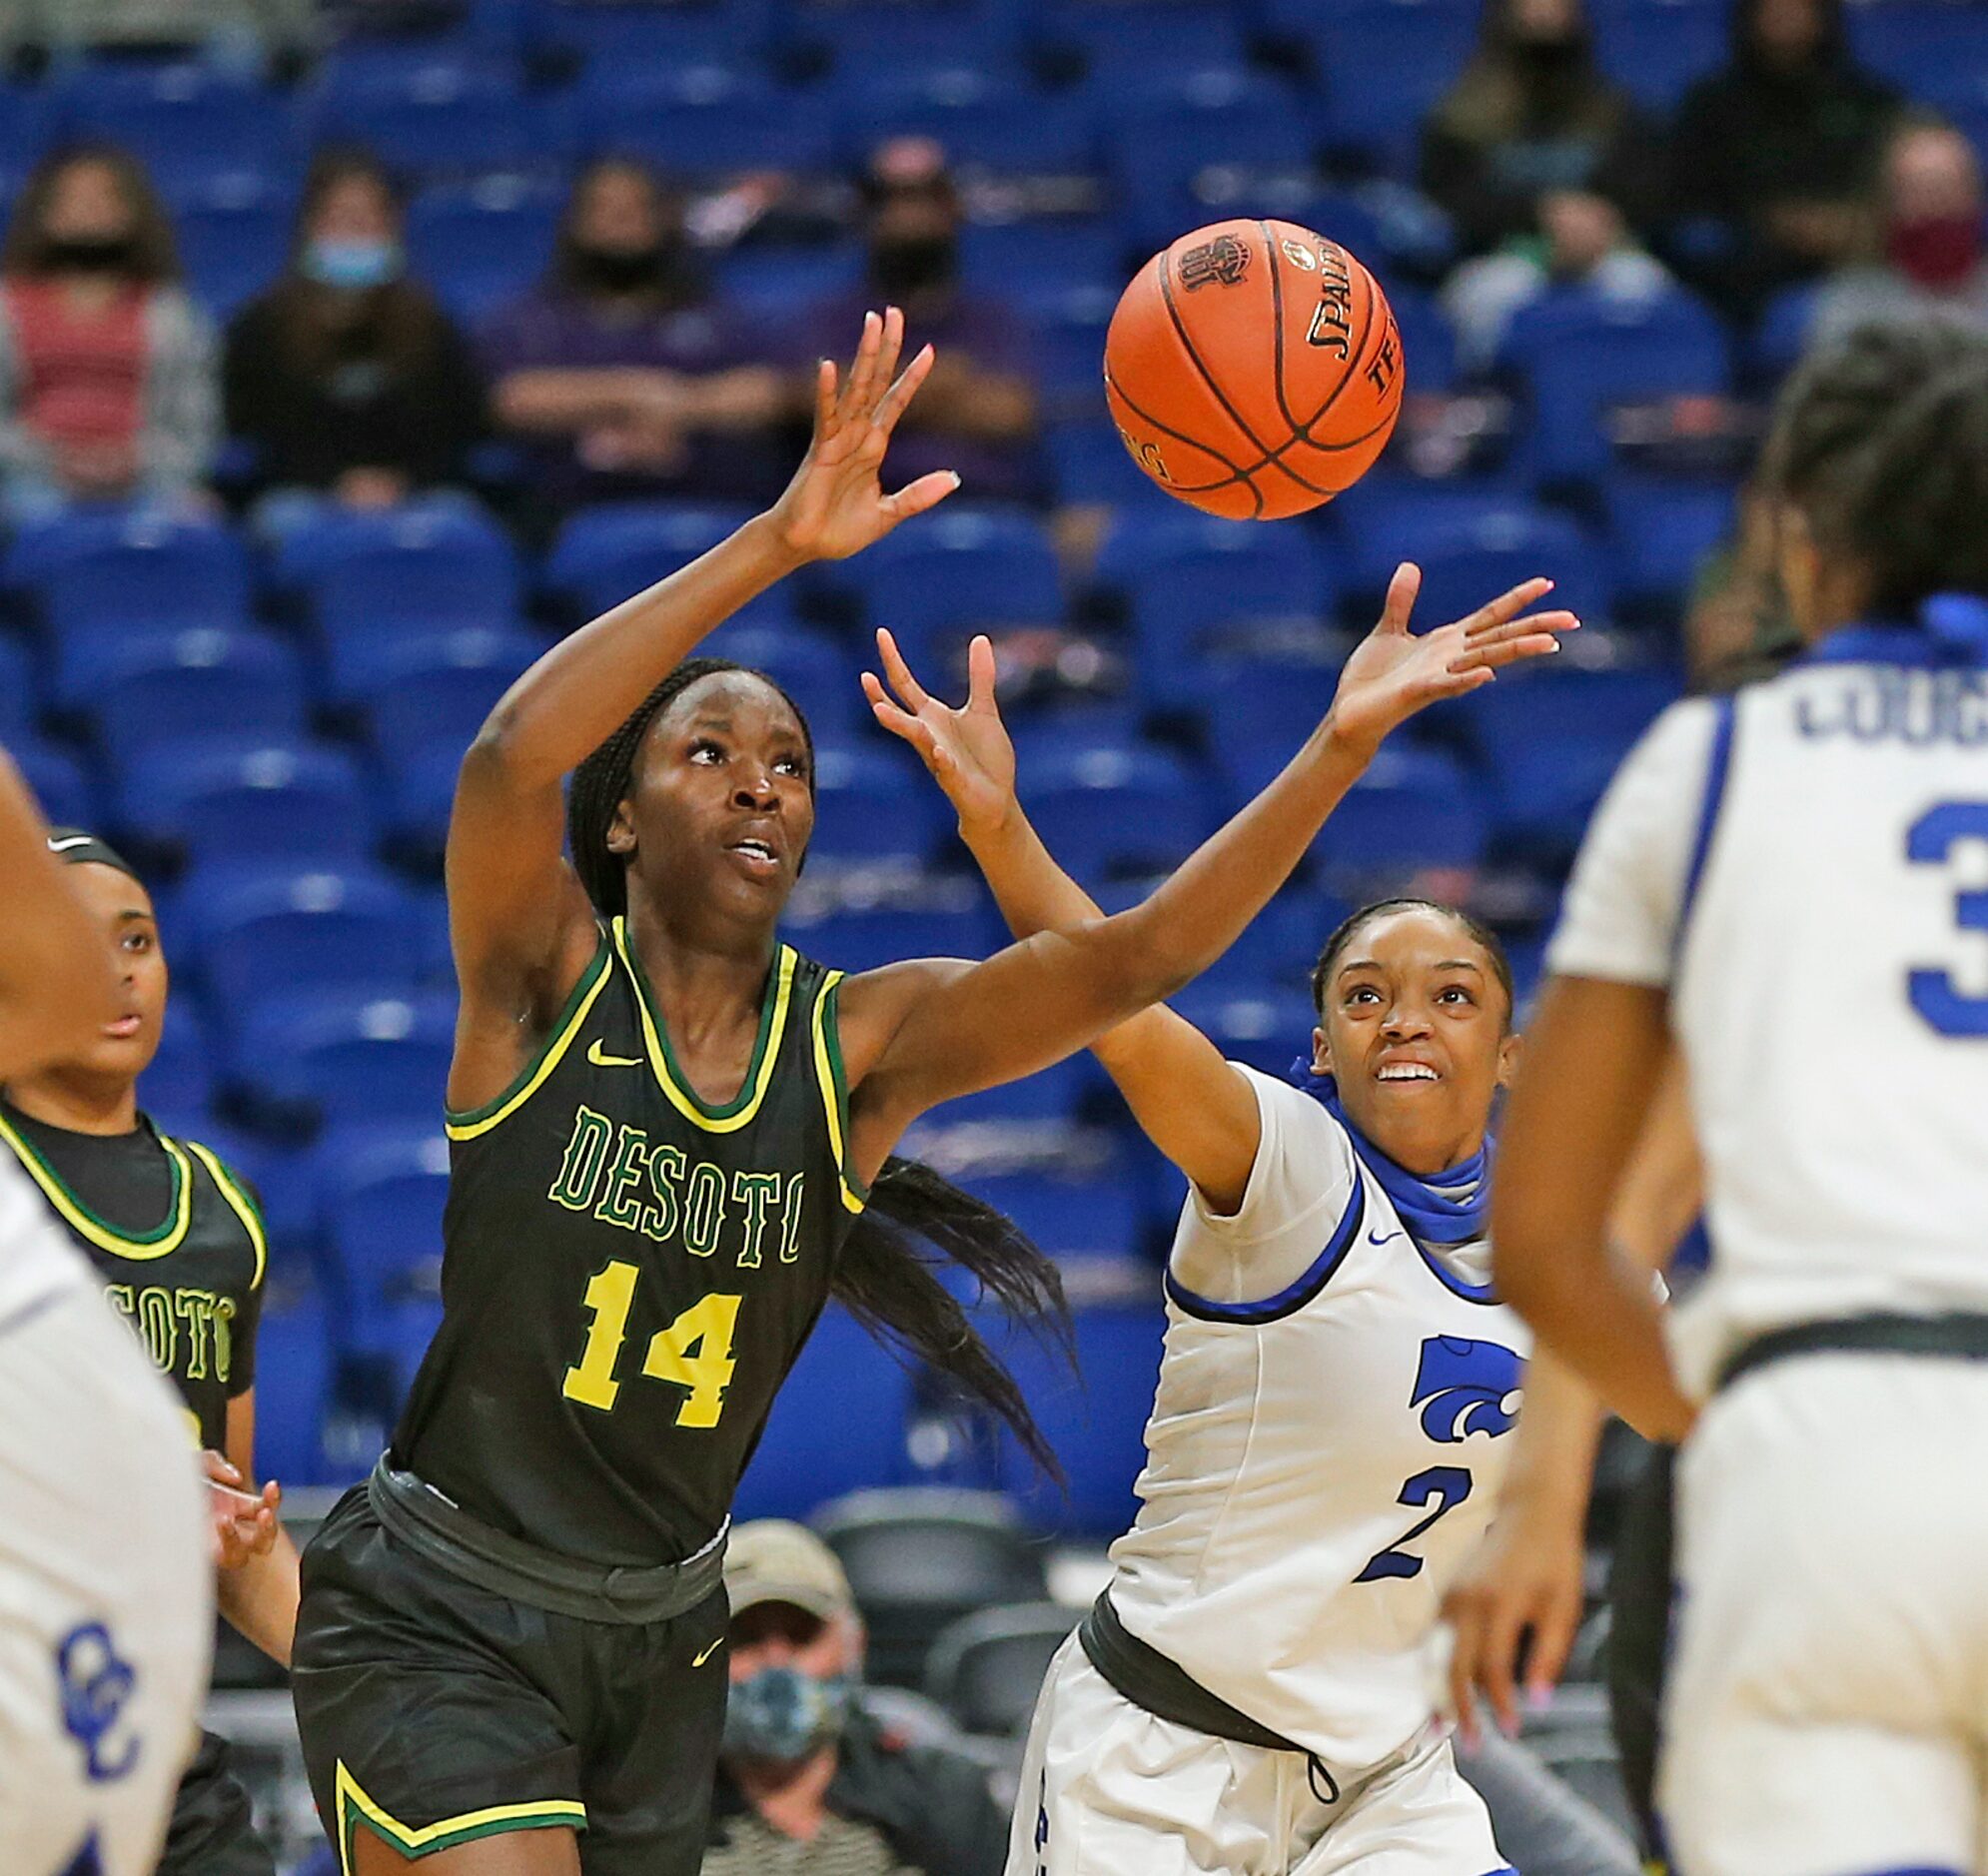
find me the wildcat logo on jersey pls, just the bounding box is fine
[1411,1335,1524,1442]
[55,1622,139,1784]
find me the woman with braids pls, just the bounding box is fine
[1491,313,1988,1876]
[864,624,1622,1876]
[288,309,1573,1876]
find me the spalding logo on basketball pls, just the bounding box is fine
[1104,218,1406,520]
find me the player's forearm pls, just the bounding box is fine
[1500,1348,1609,1529]
[493,367,659,435]
[466,512,804,794]
[217,1528,300,1666]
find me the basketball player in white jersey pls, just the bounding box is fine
[0,747,211,1876]
[866,565,1577,1876]
[1492,315,1988,1876]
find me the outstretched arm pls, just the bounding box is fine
[445,310,956,1114]
[838,569,1577,1182]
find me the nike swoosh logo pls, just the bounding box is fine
[1368,1228,1406,1246]
[588,1040,642,1068]
[691,1637,723,1668]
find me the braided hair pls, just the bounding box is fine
[1311,897,1516,1032]
[565,659,1072,1478]
[1762,316,1988,618]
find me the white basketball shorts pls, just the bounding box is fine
[1661,1353,1988,1876]
[0,1282,212,1876]
[1008,1634,1511,1876]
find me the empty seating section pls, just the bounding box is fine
[5,0,1887,1543]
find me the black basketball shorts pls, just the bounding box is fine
[158,1732,276,1876]
[291,1488,729,1875]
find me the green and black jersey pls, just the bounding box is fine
[393,919,869,1567]
[0,1099,267,1449]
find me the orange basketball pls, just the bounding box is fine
[1104,219,1406,520]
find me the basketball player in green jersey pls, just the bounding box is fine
[290,309,1574,1876]
[1,829,296,1876]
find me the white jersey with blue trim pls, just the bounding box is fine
[0,1146,88,1331]
[1548,635,1988,1401]
[1105,1067,1530,1774]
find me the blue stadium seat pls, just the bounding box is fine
[10,736,92,827]
[959,218,1123,299]
[732,1305,915,1521]
[236,986,455,1127]
[1501,287,1731,489]
[312,61,569,181]
[717,246,867,317]
[1849,2,1988,104]
[1169,981,1319,1078]
[0,633,33,735]
[839,74,1098,178]
[381,743,463,857]
[575,67,836,178]
[1095,871,1348,993]
[1588,0,1724,110]
[343,626,538,762]
[290,505,522,636]
[251,1281,334,1486]
[1312,743,1488,882]
[406,176,561,323]
[0,85,53,196]
[140,1005,215,1120]
[534,0,777,70]
[1045,421,1174,507]
[783,899,997,975]
[1022,744,1210,882]
[1388,284,1460,396]
[317,1123,451,1340]
[1027,284,1119,426]
[1752,282,1818,387]
[979,1299,1165,1536]
[960,1164,1146,1262]
[1201,658,1338,798]
[1605,474,1734,618]
[833,506,1063,667]
[905,1049,1095,1128]
[120,737,375,870]
[59,64,292,198]
[177,188,291,319]
[94,630,306,758]
[15,510,251,637]
[700,621,863,741]
[1296,0,1478,171]
[192,867,430,1028]
[1454,663,1683,862]
[1049,1,1248,84]
[801,0,1026,80]
[544,503,757,623]
[807,744,946,863]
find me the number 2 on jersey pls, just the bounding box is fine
[1905,800,1988,1038]
[1355,1466,1473,1582]
[562,1260,740,1426]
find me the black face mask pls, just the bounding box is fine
[871,234,957,299]
[571,243,668,295]
[41,234,137,274]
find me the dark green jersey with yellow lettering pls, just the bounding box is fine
[0,1100,267,1449]
[393,918,868,1567]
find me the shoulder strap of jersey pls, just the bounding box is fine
[805,964,866,1217]
[181,1139,269,1291]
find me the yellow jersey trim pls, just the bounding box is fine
[810,971,866,1216]
[613,918,795,1134]
[184,1141,268,1290]
[0,1109,194,1258]
[446,932,614,1142]
[335,1760,585,1873]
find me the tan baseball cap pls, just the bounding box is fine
[723,1520,854,1622]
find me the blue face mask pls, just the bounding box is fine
[301,238,403,291]
[722,1665,855,1764]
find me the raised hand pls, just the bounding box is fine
[204,1448,282,1570]
[768,308,959,563]
[863,629,1017,839]
[1328,565,1578,761]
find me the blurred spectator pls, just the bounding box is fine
[704,1521,1006,1876]
[0,147,216,519]
[1682,479,1801,691]
[224,152,485,528]
[1421,0,1652,257]
[1444,185,1674,371]
[1667,0,1897,320]
[482,158,787,511]
[0,0,312,65]
[794,139,1040,503]
[1807,116,1988,352]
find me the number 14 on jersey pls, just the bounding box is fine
[562,1260,741,1427]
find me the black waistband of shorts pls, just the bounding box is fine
[367,1459,726,1625]
[1716,1312,1988,1396]
[1078,1590,1308,1756]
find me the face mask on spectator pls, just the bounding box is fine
[303,238,404,291]
[571,243,669,294]
[42,234,136,274]
[871,234,957,298]
[722,1664,855,1764]
[1887,214,1984,291]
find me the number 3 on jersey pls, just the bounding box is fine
[1906,801,1988,1038]
[562,1261,740,1426]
